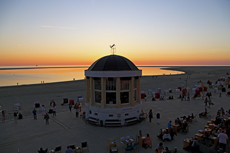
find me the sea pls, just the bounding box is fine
[0,66,184,87]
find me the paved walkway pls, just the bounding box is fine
[1,93,230,153]
[0,71,230,153]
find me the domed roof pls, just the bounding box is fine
[88,55,139,71]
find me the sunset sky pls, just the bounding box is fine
[0,0,230,66]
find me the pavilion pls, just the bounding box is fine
[84,54,142,126]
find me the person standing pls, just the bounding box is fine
[32,109,37,120]
[168,120,172,129]
[156,112,160,125]
[148,109,153,122]
[75,106,79,117]
[14,111,17,123]
[69,102,72,112]
[44,113,50,125]
[2,110,6,122]
[79,102,82,112]
[204,97,208,107]
[52,106,56,116]
[218,130,228,152]
[41,105,45,115]
[65,146,73,153]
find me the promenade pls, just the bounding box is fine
[0,66,230,153]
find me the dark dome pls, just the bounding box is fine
[88,55,139,71]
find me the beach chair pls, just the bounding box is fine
[125,144,133,153]
[120,137,125,144]
[164,90,169,96]
[148,89,152,95]
[34,101,40,108]
[69,145,75,151]
[176,89,180,95]
[81,141,89,152]
[54,146,61,153]
[132,142,139,152]
[14,103,21,111]
[193,115,198,122]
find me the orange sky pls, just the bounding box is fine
[0,0,230,66]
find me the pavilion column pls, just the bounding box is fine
[116,77,121,108]
[137,77,141,104]
[85,77,90,103]
[89,77,94,106]
[130,77,134,106]
[101,78,105,108]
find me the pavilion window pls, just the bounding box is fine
[106,78,116,104]
[95,91,101,103]
[120,78,130,104]
[94,78,101,103]
[134,77,137,102]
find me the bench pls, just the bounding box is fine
[125,117,139,126]
[87,117,99,125]
[105,119,121,127]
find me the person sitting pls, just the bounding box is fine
[182,121,188,131]
[164,147,172,153]
[226,91,230,96]
[224,110,229,116]
[192,93,198,99]
[159,96,164,100]
[157,129,163,139]
[155,142,164,152]
[180,116,186,120]
[220,107,225,116]
[169,128,175,140]
[152,96,156,101]
[48,108,53,114]
[38,147,47,153]
[199,108,207,118]
[139,130,142,137]
[186,115,191,122]
[215,115,222,125]
[143,133,151,149]
[191,113,194,119]
[189,138,199,151]
[167,96,173,100]
[174,118,178,125]
[163,129,171,141]
[18,113,23,119]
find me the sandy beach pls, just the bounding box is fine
[0,66,230,153]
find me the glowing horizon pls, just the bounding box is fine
[0,0,230,66]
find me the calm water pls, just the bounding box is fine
[0,66,184,87]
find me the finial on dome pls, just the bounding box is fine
[110,44,116,55]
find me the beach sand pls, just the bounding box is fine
[0,66,229,153]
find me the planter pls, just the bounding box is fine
[197,141,217,153]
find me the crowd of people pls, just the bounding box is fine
[2,99,83,125]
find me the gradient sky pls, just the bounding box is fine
[0,0,230,66]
